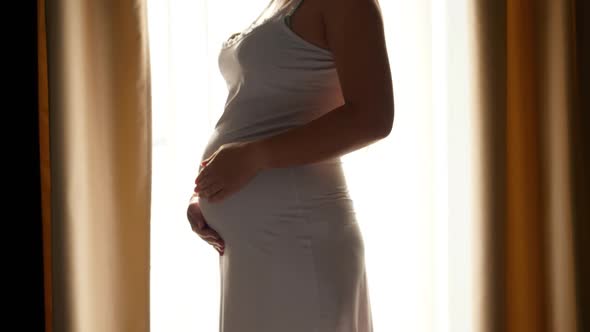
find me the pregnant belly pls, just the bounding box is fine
[197,128,353,243]
[199,160,351,246]
[197,165,299,239]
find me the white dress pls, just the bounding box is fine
[198,1,374,331]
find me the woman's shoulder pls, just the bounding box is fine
[318,0,381,17]
[319,0,384,36]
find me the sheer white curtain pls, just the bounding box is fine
[146,0,479,331]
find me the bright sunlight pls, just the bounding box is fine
[147,0,478,331]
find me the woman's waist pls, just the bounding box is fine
[245,160,352,206]
[290,160,352,205]
[198,161,351,219]
[199,126,290,162]
[200,125,344,168]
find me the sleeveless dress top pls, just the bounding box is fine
[197,1,374,331]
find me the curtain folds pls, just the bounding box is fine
[38,0,588,331]
[475,0,583,331]
[42,0,152,331]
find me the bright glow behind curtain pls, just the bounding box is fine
[147,0,478,331]
[45,0,152,331]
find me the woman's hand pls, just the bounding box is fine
[187,193,225,255]
[194,141,266,203]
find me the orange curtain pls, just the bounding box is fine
[36,0,589,331]
[505,1,549,330]
[475,0,586,331]
[39,0,152,331]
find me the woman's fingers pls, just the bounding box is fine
[191,217,205,230]
[212,241,225,250]
[197,231,225,252]
[212,237,225,254]
[196,177,223,197]
[186,197,224,255]
[188,215,205,231]
[188,210,221,240]
[195,226,225,245]
[207,188,225,202]
[189,190,200,201]
[208,237,225,255]
[187,202,204,223]
[196,227,220,240]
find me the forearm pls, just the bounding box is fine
[252,103,391,170]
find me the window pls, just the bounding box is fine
[147,1,478,331]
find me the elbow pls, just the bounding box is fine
[380,110,394,138]
[372,106,394,139]
[361,112,393,140]
[348,100,394,139]
[369,96,395,139]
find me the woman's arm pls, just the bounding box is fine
[253,0,394,170]
[195,0,393,201]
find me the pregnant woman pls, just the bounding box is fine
[186,0,393,330]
